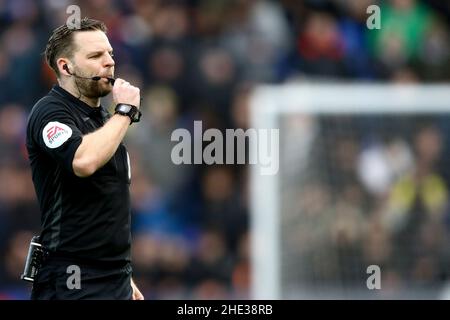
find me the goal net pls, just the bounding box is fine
[250,83,450,299]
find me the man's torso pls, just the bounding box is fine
[26,85,131,263]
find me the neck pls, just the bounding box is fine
[59,79,100,108]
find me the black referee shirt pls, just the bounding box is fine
[26,85,131,263]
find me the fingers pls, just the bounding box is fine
[115,78,133,88]
[132,291,144,300]
[112,78,141,107]
[114,78,129,86]
[131,279,145,300]
[113,78,125,86]
[135,290,144,300]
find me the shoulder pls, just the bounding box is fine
[26,93,77,143]
[28,94,70,122]
[27,92,79,132]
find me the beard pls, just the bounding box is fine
[73,67,112,98]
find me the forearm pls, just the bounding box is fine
[72,114,131,177]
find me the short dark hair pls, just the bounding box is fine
[45,17,107,77]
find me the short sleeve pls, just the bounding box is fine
[31,103,83,175]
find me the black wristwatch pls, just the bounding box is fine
[114,103,142,124]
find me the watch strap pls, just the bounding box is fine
[114,103,142,124]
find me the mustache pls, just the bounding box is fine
[91,76,115,85]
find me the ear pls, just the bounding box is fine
[57,58,71,76]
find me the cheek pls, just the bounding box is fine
[81,58,102,71]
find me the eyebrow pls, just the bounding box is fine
[86,50,113,56]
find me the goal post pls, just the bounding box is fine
[249,83,450,299]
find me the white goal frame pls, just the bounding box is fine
[249,83,450,299]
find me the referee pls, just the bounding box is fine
[25,18,144,300]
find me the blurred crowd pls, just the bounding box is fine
[282,116,450,298]
[0,0,449,299]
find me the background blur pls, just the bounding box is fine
[0,0,449,299]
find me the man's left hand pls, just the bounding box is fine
[131,278,144,300]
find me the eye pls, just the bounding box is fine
[109,52,114,58]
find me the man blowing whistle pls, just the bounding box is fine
[25,17,143,300]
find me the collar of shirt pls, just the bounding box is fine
[51,85,109,121]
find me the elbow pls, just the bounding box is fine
[72,157,97,177]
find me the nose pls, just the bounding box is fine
[104,52,115,68]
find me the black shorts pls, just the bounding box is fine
[30,257,133,300]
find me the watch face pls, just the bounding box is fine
[118,104,132,113]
